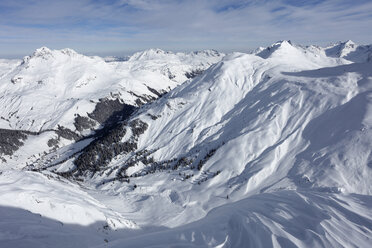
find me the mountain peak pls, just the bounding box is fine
[21,47,53,64]
[60,48,78,56]
[344,40,356,46]
[129,48,173,61]
[190,49,222,57]
[273,40,293,46]
[327,40,356,49]
[31,47,80,59]
[141,48,169,55]
[325,40,358,59]
[256,40,295,59]
[339,40,357,51]
[19,47,85,66]
[33,46,53,58]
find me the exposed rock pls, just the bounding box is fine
[146,86,166,97]
[185,69,204,79]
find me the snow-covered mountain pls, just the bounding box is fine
[0,47,224,132]
[324,40,372,62]
[253,40,372,63]
[1,41,372,247]
[0,47,224,166]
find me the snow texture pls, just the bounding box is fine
[0,41,372,247]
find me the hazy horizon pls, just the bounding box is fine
[1,0,371,58]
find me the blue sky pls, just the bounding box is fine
[0,0,371,58]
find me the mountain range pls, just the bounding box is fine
[0,40,371,247]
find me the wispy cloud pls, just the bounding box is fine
[0,0,371,57]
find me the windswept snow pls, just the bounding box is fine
[83,40,372,246]
[118,42,371,199]
[0,170,136,228]
[1,41,372,247]
[0,59,20,79]
[105,191,372,248]
[0,47,224,132]
[325,40,372,62]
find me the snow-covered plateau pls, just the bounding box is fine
[0,40,371,247]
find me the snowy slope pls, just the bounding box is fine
[105,190,372,248]
[0,47,224,167]
[325,40,372,62]
[64,40,371,246]
[1,41,372,247]
[255,40,372,64]
[0,170,136,228]
[0,58,20,79]
[0,47,224,132]
[86,41,371,197]
[0,170,142,248]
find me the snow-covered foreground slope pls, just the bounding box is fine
[1,41,372,247]
[1,172,371,248]
[0,170,136,228]
[0,170,144,248]
[106,191,372,248]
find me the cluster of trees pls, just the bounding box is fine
[116,149,158,179]
[120,155,195,179]
[197,148,217,170]
[87,98,136,125]
[197,170,221,185]
[73,114,96,132]
[0,128,28,158]
[179,172,194,180]
[173,157,194,170]
[75,119,148,175]
[130,119,149,137]
[56,125,80,141]
[115,147,221,185]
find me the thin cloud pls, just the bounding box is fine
[0,0,371,57]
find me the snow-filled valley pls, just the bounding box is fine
[0,40,372,247]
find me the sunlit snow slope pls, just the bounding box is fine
[0,47,224,167]
[0,47,223,132]
[82,40,371,247]
[1,41,372,247]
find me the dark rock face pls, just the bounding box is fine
[185,69,204,79]
[87,98,136,126]
[129,91,156,107]
[146,86,166,98]
[0,129,28,157]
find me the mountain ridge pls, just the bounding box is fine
[0,41,371,247]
